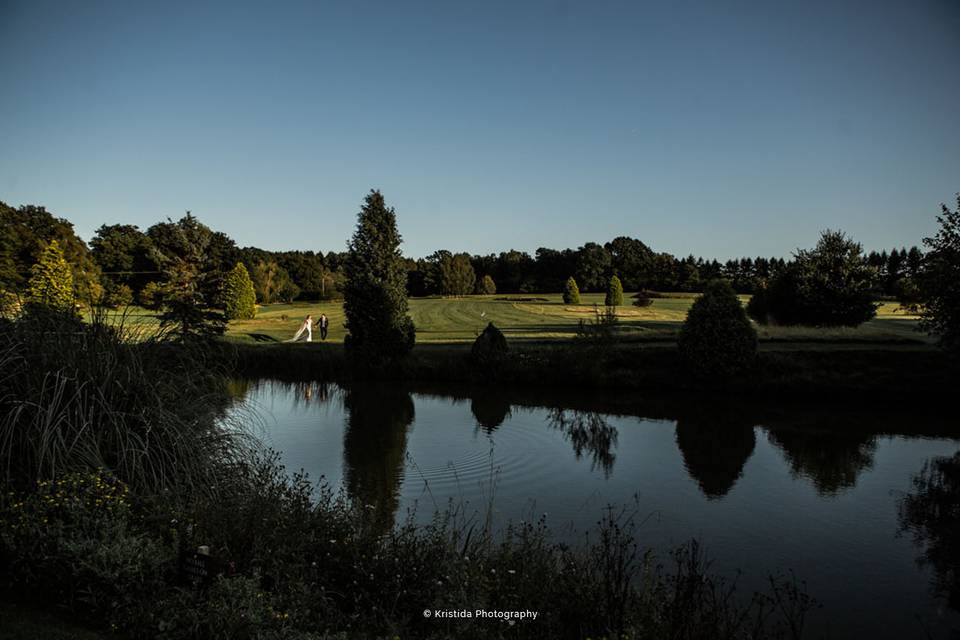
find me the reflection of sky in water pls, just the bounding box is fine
[225,381,960,640]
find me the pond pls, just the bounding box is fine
[225,379,960,639]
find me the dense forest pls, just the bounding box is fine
[0,200,924,307]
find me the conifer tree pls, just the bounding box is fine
[223,262,257,320]
[605,275,624,306]
[563,276,581,304]
[26,240,75,312]
[343,190,416,357]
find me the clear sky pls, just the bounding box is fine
[1,0,958,260]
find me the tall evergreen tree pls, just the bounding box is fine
[605,275,624,306]
[343,190,416,357]
[152,214,227,341]
[26,240,75,312]
[223,262,257,320]
[563,276,581,304]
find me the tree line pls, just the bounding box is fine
[0,200,925,310]
[2,191,959,356]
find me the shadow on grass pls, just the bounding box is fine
[245,332,280,343]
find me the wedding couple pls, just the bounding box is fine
[288,313,329,342]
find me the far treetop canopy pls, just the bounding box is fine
[0,199,928,303]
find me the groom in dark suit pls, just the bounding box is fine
[318,313,329,341]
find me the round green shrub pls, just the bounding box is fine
[632,290,654,307]
[472,322,509,366]
[678,279,758,378]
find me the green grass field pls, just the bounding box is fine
[101,293,929,348]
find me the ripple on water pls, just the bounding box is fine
[402,415,559,497]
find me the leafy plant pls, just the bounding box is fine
[0,471,171,627]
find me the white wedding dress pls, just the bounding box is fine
[287,318,312,342]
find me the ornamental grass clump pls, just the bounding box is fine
[0,307,252,495]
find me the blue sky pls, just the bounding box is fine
[1,0,958,259]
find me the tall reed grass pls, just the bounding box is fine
[0,307,253,496]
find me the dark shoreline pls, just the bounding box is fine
[228,341,957,411]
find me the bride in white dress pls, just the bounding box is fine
[287,314,313,342]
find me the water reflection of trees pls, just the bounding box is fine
[675,411,756,500]
[767,429,876,496]
[899,451,960,612]
[547,409,618,475]
[470,393,512,434]
[279,380,337,408]
[226,379,338,409]
[342,386,415,535]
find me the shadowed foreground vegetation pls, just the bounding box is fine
[0,310,822,640]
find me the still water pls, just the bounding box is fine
[227,379,960,639]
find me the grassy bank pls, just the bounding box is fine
[95,294,929,346]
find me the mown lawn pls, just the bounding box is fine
[96,293,929,347]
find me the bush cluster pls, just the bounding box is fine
[747,231,877,327]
